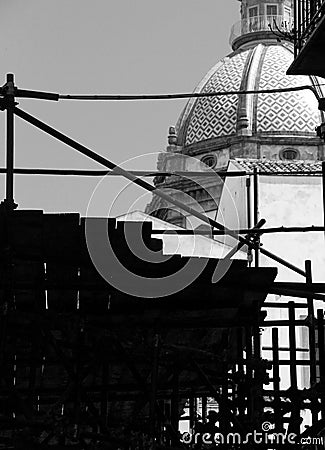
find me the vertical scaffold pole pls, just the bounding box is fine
[305,260,317,423]
[288,301,300,437]
[322,161,325,234]
[5,74,16,209]
[288,302,297,390]
[253,168,259,267]
[272,328,281,432]
[246,176,251,229]
[317,309,325,419]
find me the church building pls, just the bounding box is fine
[146,0,325,230]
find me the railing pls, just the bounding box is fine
[293,0,325,55]
[229,15,293,47]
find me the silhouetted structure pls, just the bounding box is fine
[0,72,325,448]
[288,0,325,77]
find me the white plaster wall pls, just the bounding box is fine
[258,176,324,283]
[216,161,248,249]
[257,176,325,401]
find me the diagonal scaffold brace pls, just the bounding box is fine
[9,104,307,278]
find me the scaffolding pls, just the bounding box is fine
[0,74,325,448]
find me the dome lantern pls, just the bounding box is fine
[230,0,294,50]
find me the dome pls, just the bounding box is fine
[146,0,325,224]
[176,42,325,149]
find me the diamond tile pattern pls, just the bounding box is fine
[184,50,249,145]
[256,46,320,133]
[176,43,323,148]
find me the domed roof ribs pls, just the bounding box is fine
[252,44,267,136]
[236,44,264,136]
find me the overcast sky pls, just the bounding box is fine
[0,0,239,215]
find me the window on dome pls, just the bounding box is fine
[266,4,278,28]
[266,5,278,17]
[280,148,300,161]
[201,154,217,169]
[248,6,259,32]
[248,6,258,18]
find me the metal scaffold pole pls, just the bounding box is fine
[3,74,16,210]
[253,167,259,267]
[322,161,325,237]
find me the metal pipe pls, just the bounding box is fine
[259,247,305,276]
[317,309,325,419]
[322,161,325,236]
[302,0,306,34]
[288,302,297,390]
[246,177,251,229]
[151,226,324,235]
[236,328,245,417]
[0,167,321,177]
[0,84,318,101]
[268,287,325,301]
[305,260,317,423]
[271,281,325,291]
[57,84,320,101]
[272,328,281,432]
[245,327,253,421]
[0,168,248,178]
[5,74,15,208]
[253,168,259,267]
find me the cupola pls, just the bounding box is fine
[230,0,294,50]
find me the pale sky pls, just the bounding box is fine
[0,0,239,215]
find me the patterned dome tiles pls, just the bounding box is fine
[183,50,250,145]
[256,45,320,134]
[176,43,323,147]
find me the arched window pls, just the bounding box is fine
[280,148,300,160]
[201,154,218,169]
